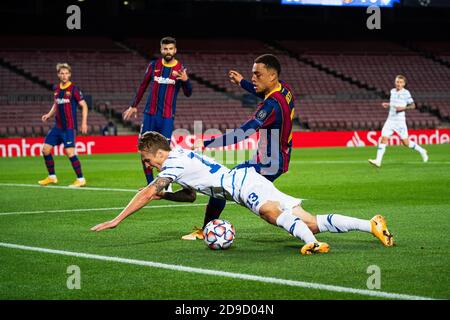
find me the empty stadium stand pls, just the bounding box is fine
[0,36,447,137]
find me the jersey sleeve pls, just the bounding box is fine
[73,86,84,103]
[157,159,185,181]
[405,90,414,105]
[179,63,192,97]
[181,79,192,97]
[240,79,265,99]
[203,101,276,148]
[130,61,154,109]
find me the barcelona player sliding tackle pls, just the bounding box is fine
[91,131,395,255]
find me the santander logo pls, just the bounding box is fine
[346,132,366,147]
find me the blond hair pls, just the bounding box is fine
[396,74,407,84]
[138,131,171,155]
[56,63,72,73]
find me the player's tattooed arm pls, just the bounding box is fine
[153,177,173,194]
[91,177,172,232]
[396,103,416,112]
[405,103,416,110]
[162,188,197,203]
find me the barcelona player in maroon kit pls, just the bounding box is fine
[183,54,296,240]
[123,37,192,186]
[39,63,89,187]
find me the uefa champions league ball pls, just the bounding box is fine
[203,219,235,250]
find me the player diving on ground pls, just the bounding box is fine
[91,131,395,255]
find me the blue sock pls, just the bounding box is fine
[43,154,55,176]
[69,156,83,178]
[203,197,227,228]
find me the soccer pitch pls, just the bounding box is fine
[0,145,449,300]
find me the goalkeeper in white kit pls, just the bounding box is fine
[369,75,428,167]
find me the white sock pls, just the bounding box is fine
[49,175,56,179]
[317,214,371,233]
[276,209,317,243]
[375,143,387,163]
[408,141,425,154]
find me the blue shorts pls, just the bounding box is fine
[140,114,174,140]
[44,127,76,148]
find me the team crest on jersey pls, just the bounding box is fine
[256,109,268,121]
[65,91,71,97]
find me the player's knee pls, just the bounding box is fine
[293,206,319,233]
[305,217,319,234]
[259,202,281,225]
[42,145,52,156]
[65,149,75,157]
[380,136,389,144]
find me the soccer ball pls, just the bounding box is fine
[203,219,235,250]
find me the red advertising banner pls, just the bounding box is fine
[0,129,449,158]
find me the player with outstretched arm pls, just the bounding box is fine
[91,131,395,255]
[182,54,295,241]
[369,75,428,168]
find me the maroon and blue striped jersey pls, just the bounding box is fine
[204,80,295,176]
[53,82,84,130]
[130,58,192,118]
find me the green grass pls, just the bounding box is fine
[0,144,449,300]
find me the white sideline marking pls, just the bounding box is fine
[0,202,223,216]
[0,183,137,193]
[0,183,210,196]
[0,242,436,300]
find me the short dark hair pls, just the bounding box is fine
[254,54,281,76]
[138,131,171,155]
[160,36,176,46]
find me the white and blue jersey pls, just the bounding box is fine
[388,88,414,122]
[381,88,414,139]
[156,147,301,215]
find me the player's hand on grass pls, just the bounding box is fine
[193,139,204,151]
[81,122,88,135]
[174,68,189,82]
[123,107,137,121]
[42,113,51,122]
[229,70,243,85]
[382,102,390,109]
[91,220,119,232]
